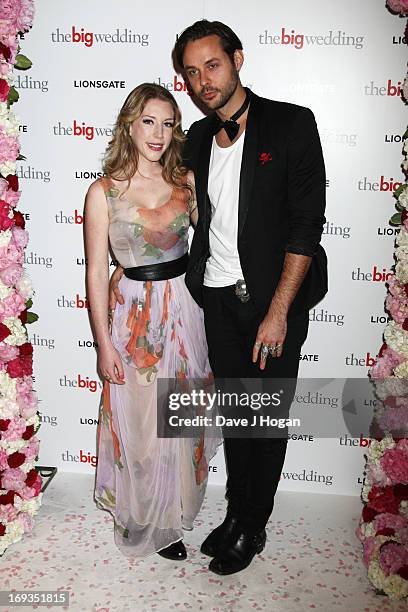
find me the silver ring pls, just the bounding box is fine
[261,345,270,360]
[269,343,283,356]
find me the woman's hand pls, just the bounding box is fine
[97,342,125,385]
[109,265,125,311]
[187,170,198,227]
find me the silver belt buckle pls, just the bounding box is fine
[235,278,250,303]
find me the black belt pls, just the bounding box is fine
[123,253,189,281]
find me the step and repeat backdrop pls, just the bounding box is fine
[16,0,407,495]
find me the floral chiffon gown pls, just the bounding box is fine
[94,177,220,558]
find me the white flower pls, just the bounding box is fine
[396,226,408,246]
[394,359,408,378]
[0,369,17,399]
[0,102,20,137]
[400,500,408,518]
[396,260,408,284]
[396,245,408,262]
[19,458,35,473]
[26,412,40,429]
[399,186,408,210]
[384,320,408,357]
[0,438,26,452]
[366,436,395,462]
[0,161,16,177]
[384,574,408,600]
[3,317,27,346]
[0,523,25,555]
[361,480,371,502]
[0,280,11,299]
[3,70,14,87]
[403,74,408,104]
[16,272,33,299]
[374,377,408,399]
[0,229,12,247]
[0,400,19,420]
[14,494,42,515]
[360,520,375,538]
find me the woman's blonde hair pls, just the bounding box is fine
[103,83,190,193]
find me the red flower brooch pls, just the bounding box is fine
[259,152,273,165]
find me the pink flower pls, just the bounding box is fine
[1,466,26,491]
[16,376,38,417]
[0,263,23,286]
[20,474,41,498]
[397,438,408,453]
[380,448,408,484]
[363,537,377,567]
[0,129,19,164]
[367,461,391,487]
[387,0,408,14]
[0,502,18,522]
[377,406,408,435]
[0,242,23,268]
[379,542,408,575]
[0,178,20,207]
[386,294,408,324]
[0,289,26,320]
[1,415,26,440]
[0,448,8,470]
[11,226,28,248]
[23,438,39,460]
[387,275,404,299]
[0,0,35,39]
[0,342,18,362]
[374,513,408,532]
[14,0,34,33]
[370,361,393,379]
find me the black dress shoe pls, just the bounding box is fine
[209,529,266,575]
[157,540,187,560]
[200,514,239,557]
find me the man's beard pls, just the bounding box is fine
[201,67,239,111]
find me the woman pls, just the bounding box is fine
[84,83,219,560]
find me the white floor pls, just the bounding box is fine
[0,472,406,612]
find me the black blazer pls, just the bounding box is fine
[183,90,328,317]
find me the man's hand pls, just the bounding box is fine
[109,265,124,311]
[252,312,287,370]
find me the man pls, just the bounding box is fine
[111,20,327,575]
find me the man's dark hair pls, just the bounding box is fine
[174,20,243,70]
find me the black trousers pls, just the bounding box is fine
[202,285,309,532]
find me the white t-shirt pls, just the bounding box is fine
[204,132,245,287]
